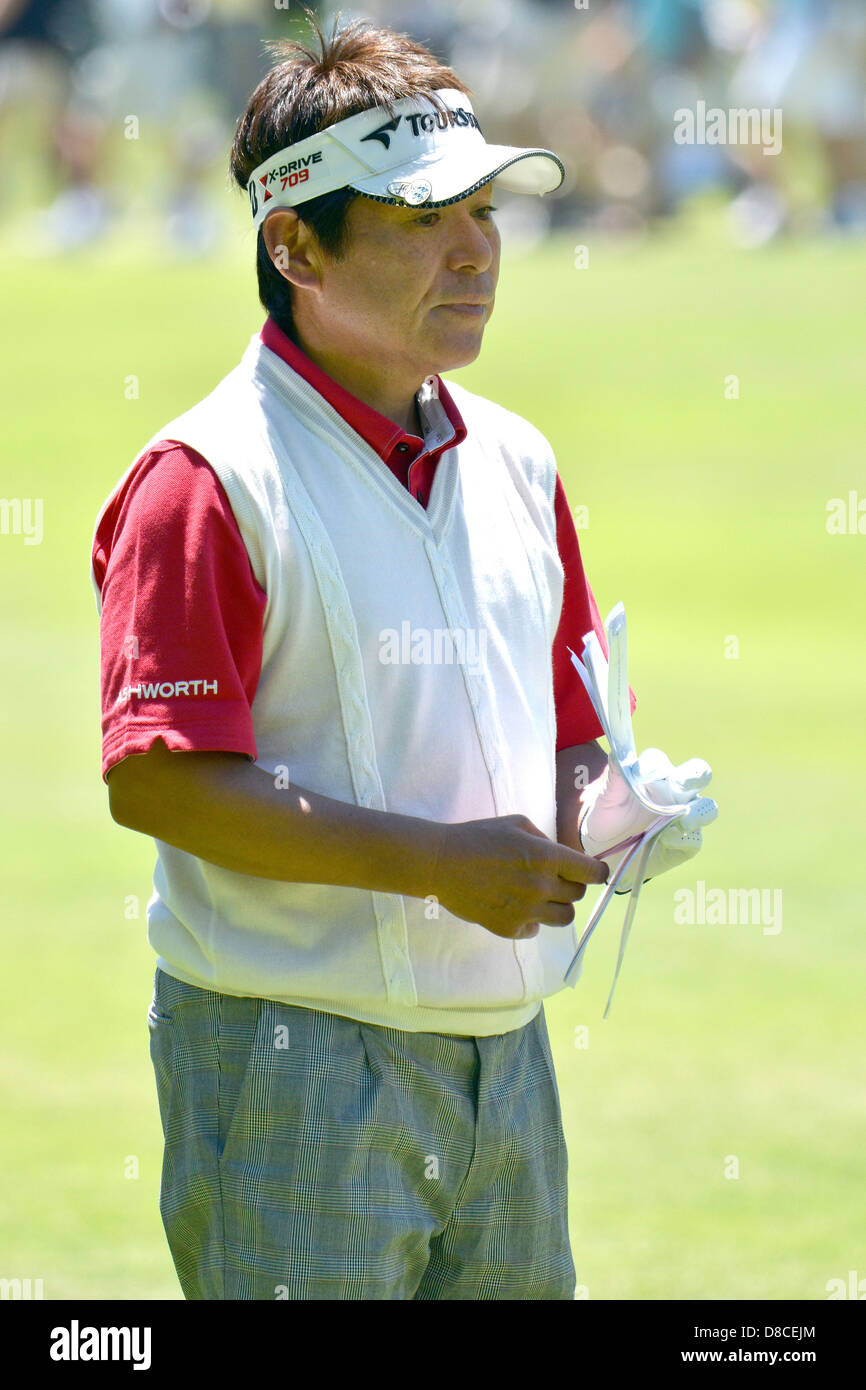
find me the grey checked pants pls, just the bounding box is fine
[148,967,576,1300]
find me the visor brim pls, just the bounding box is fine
[349,145,564,207]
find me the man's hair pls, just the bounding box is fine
[229,11,471,342]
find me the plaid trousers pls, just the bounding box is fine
[148,967,576,1300]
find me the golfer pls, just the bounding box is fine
[91,15,711,1300]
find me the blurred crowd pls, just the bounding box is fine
[0,0,863,254]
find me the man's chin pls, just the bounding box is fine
[431,326,487,373]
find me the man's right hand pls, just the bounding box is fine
[106,745,608,936]
[430,814,609,941]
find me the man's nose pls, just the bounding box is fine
[445,210,496,274]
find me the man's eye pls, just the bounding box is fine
[476,205,497,218]
[415,212,439,226]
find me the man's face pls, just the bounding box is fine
[299,182,501,384]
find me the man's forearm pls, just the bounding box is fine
[556,739,608,851]
[108,746,446,900]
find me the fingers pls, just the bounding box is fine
[636,750,713,809]
[672,757,713,795]
[538,900,578,928]
[523,896,590,932]
[636,747,676,782]
[657,820,700,849]
[555,845,610,887]
[676,795,718,832]
[549,877,588,904]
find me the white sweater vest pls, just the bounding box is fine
[92,332,586,1035]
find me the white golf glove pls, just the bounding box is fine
[578,747,718,894]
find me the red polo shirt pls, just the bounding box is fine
[92,316,634,783]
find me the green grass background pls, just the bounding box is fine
[1,215,864,1299]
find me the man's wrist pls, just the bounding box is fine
[420,817,450,903]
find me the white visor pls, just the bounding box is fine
[246,88,564,228]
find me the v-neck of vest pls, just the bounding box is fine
[251,338,459,542]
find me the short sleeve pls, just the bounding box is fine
[552,473,637,751]
[92,441,267,784]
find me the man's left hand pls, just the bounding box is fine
[578,747,718,894]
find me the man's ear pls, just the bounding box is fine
[262,209,322,290]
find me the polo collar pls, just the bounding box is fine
[260,316,467,462]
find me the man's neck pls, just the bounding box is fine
[294,329,424,435]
